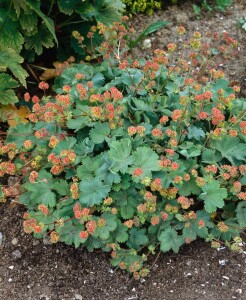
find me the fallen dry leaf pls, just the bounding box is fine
[39,62,61,81]
[39,68,57,81]
[0,104,30,127]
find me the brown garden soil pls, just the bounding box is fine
[1,1,246,299]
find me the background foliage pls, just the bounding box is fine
[123,0,232,15]
[0,0,124,106]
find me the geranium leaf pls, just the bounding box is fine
[122,69,143,86]
[91,72,105,87]
[89,122,110,144]
[108,138,133,174]
[57,219,85,248]
[188,125,205,141]
[129,146,159,177]
[127,228,148,250]
[6,123,33,148]
[200,181,227,213]
[52,180,70,196]
[179,178,201,196]
[113,222,129,243]
[179,142,202,159]
[79,178,110,206]
[202,149,222,163]
[236,202,246,228]
[211,136,246,165]
[95,160,121,185]
[52,137,77,154]
[121,206,135,219]
[94,213,117,240]
[159,227,183,253]
[211,79,229,92]
[103,213,118,231]
[86,236,104,252]
[27,170,56,207]
[77,155,102,180]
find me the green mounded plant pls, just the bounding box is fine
[239,15,246,32]
[0,0,124,106]
[193,0,232,18]
[0,23,245,279]
[214,0,232,10]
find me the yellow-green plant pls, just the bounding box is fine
[123,0,162,14]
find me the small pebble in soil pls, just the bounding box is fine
[39,295,50,300]
[186,260,192,266]
[175,12,189,24]
[74,294,83,300]
[219,259,228,265]
[9,265,14,270]
[43,236,52,245]
[11,249,22,259]
[142,39,152,49]
[0,232,3,246]
[216,247,226,251]
[32,239,40,246]
[8,278,13,283]
[11,238,18,246]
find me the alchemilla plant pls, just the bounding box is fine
[0,20,245,279]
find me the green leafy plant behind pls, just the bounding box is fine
[215,0,232,10]
[193,0,232,16]
[0,0,124,105]
[239,15,246,31]
[0,23,245,279]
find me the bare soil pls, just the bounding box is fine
[0,1,246,299]
[0,204,245,300]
